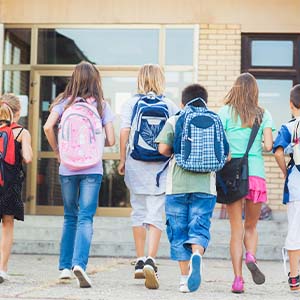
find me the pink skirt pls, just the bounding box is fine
[245,176,267,203]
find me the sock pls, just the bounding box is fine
[180,275,188,283]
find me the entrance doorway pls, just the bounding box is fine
[29,69,137,216]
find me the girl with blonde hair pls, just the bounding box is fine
[118,64,178,289]
[0,94,32,283]
[218,73,274,293]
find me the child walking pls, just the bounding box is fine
[274,84,300,291]
[156,83,228,293]
[0,93,32,283]
[218,73,274,293]
[44,61,115,288]
[117,64,178,289]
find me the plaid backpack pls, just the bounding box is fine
[173,98,228,172]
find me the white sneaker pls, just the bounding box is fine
[73,265,92,288]
[179,279,190,293]
[59,269,73,280]
[0,271,9,283]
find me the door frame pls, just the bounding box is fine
[29,69,133,217]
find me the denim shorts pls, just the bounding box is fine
[165,193,216,261]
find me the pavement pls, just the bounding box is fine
[0,254,299,300]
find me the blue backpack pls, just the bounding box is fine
[130,93,169,162]
[173,97,228,172]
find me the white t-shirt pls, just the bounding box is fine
[120,94,178,195]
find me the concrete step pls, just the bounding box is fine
[2,214,288,260]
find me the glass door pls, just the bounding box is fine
[32,70,137,216]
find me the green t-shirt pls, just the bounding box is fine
[218,105,275,178]
[156,116,216,195]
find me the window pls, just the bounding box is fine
[251,41,293,67]
[4,29,31,65]
[38,28,160,65]
[165,28,194,65]
[242,34,300,130]
[3,25,198,212]
[35,25,197,105]
[2,71,30,128]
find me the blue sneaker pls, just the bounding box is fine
[187,251,202,292]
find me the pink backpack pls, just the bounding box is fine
[58,98,104,171]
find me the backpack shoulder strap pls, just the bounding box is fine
[244,118,260,157]
[11,123,24,140]
[130,94,144,125]
[14,128,24,140]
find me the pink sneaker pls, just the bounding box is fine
[232,276,244,293]
[245,251,265,285]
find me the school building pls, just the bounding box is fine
[0,0,298,217]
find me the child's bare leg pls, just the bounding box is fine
[0,215,14,272]
[179,261,189,275]
[288,250,300,277]
[244,200,262,255]
[192,244,204,255]
[132,226,146,257]
[147,224,161,258]
[226,200,244,277]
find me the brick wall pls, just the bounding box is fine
[198,24,285,210]
[198,24,241,109]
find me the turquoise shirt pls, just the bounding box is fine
[218,105,275,179]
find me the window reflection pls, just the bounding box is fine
[2,71,30,128]
[37,158,62,205]
[165,71,193,106]
[252,41,293,67]
[4,29,31,65]
[257,79,293,131]
[38,28,159,65]
[39,76,70,151]
[102,76,137,154]
[37,158,129,208]
[166,29,194,65]
[100,160,130,207]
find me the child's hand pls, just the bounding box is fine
[118,160,125,175]
[54,149,61,163]
[226,152,232,162]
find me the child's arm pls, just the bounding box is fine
[274,147,287,178]
[158,143,172,157]
[118,128,130,175]
[104,121,115,147]
[43,111,60,161]
[21,129,32,164]
[263,127,273,152]
[156,117,175,157]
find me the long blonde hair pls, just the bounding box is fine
[224,73,264,127]
[137,64,165,95]
[50,61,104,115]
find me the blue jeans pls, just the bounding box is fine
[165,193,216,261]
[59,174,102,271]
